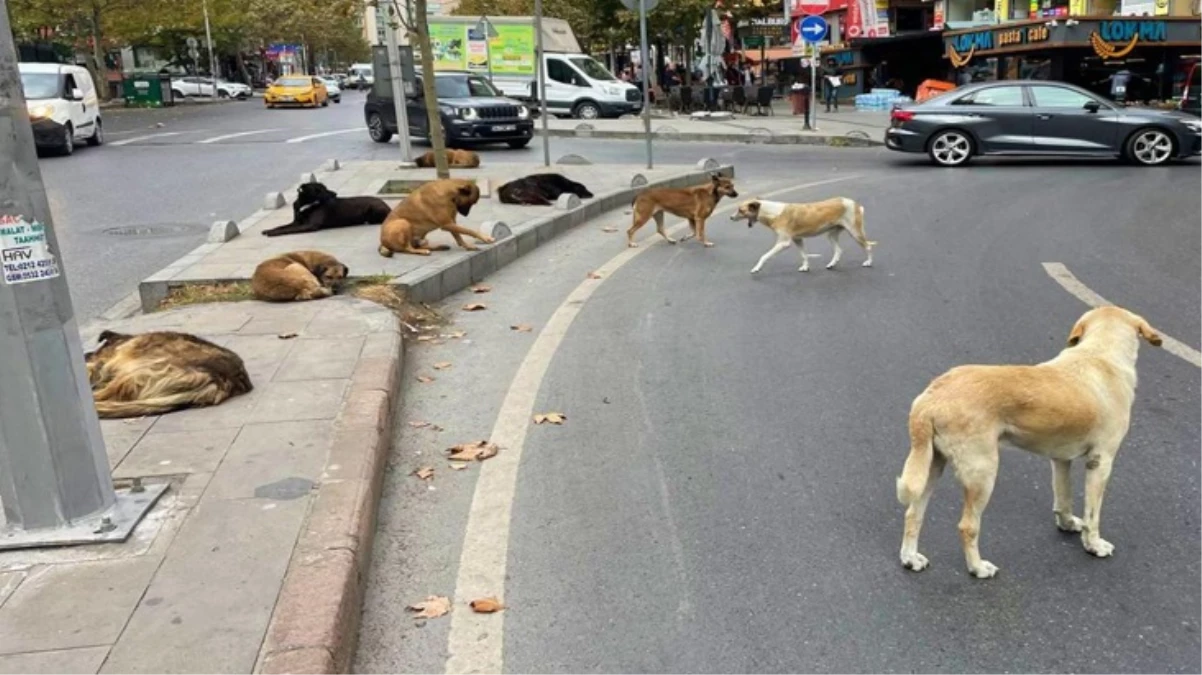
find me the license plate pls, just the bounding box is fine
[492,124,516,132]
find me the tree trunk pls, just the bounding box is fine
[90,1,110,100]
[411,0,449,178]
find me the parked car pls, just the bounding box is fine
[886,80,1202,167]
[18,62,103,155]
[319,77,342,104]
[364,70,533,149]
[264,76,329,108]
[170,76,251,99]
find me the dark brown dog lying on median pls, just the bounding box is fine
[252,250,349,301]
[262,181,391,237]
[85,330,253,418]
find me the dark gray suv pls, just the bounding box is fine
[885,80,1202,167]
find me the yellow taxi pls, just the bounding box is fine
[264,75,329,108]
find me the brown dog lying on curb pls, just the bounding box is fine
[86,330,253,418]
[415,149,480,168]
[252,250,349,301]
[627,173,738,248]
[897,305,1162,579]
[731,197,874,275]
[379,179,492,256]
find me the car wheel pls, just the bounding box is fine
[60,124,74,156]
[87,119,103,147]
[367,112,393,143]
[927,129,973,167]
[1125,128,1175,166]
[507,138,531,149]
[573,101,601,120]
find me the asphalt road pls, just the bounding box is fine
[40,91,756,321]
[355,149,1201,673]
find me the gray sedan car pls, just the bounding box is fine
[885,80,1202,167]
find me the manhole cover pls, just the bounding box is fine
[103,223,206,237]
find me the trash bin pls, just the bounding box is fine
[123,72,174,108]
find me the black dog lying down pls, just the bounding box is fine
[497,173,594,206]
[262,182,391,237]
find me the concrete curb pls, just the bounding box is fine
[535,127,883,147]
[396,163,735,304]
[256,324,403,674]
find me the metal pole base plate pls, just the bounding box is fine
[0,482,169,551]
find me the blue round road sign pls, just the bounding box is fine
[798,15,828,43]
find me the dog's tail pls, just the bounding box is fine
[896,412,935,506]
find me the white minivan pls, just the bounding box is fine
[19,62,103,155]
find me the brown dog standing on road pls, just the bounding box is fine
[85,330,253,418]
[251,250,349,302]
[627,173,738,248]
[415,149,481,168]
[731,197,874,275]
[896,306,1162,579]
[379,178,491,256]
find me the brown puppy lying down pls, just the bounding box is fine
[897,306,1162,579]
[627,173,739,248]
[86,330,253,418]
[252,250,349,302]
[379,178,493,256]
[415,149,480,168]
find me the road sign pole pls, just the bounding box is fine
[638,0,653,170]
[0,0,165,549]
[385,4,414,165]
[535,0,551,167]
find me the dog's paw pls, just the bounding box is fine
[968,560,999,579]
[1084,537,1115,558]
[900,551,929,572]
[1056,513,1084,533]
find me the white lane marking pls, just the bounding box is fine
[444,173,861,675]
[109,132,183,146]
[1043,262,1201,368]
[284,128,360,144]
[196,128,282,144]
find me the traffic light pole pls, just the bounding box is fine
[0,0,166,549]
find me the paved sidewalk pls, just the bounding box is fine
[0,297,401,674]
[539,107,889,145]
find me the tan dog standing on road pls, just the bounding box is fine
[731,197,873,275]
[415,149,480,168]
[378,179,491,256]
[896,306,1162,579]
[251,250,349,301]
[627,174,738,248]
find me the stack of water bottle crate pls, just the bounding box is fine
[854,88,913,111]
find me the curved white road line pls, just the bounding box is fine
[283,128,360,144]
[1042,262,1201,368]
[444,174,862,675]
[108,131,183,147]
[196,128,282,144]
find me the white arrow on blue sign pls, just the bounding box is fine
[798,15,828,43]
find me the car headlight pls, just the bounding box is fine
[28,103,55,119]
[517,105,529,119]
[459,107,479,121]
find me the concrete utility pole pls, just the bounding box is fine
[0,0,165,549]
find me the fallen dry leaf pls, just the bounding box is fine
[277,332,299,340]
[433,362,452,370]
[470,597,506,613]
[447,441,500,462]
[533,412,567,425]
[601,226,618,233]
[511,324,533,333]
[408,421,431,429]
[462,303,488,311]
[587,272,603,280]
[416,375,436,383]
[412,467,434,481]
[470,285,492,293]
[407,596,451,619]
[448,462,469,471]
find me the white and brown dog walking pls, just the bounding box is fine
[731,197,874,274]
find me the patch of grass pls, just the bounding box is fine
[158,282,254,310]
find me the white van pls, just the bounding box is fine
[19,62,103,156]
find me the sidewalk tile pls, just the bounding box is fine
[204,421,332,501]
[100,498,308,674]
[113,428,239,479]
[0,646,110,674]
[0,557,160,654]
